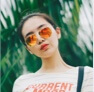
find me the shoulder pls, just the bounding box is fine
[14,73,34,84]
[81,66,93,91]
[84,66,93,77]
[84,66,93,71]
[83,66,93,83]
[12,73,34,92]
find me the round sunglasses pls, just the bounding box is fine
[25,27,52,46]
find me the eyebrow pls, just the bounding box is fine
[25,24,45,38]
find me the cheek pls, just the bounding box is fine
[29,47,38,54]
[49,33,59,47]
[28,46,42,57]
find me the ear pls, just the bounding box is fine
[56,27,61,39]
[25,46,33,54]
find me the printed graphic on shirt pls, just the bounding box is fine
[23,82,74,92]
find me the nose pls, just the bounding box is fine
[36,33,45,45]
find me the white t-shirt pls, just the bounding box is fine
[12,66,93,92]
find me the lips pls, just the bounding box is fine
[40,44,49,50]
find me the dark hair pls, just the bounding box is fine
[18,12,58,45]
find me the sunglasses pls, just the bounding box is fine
[25,27,52,46]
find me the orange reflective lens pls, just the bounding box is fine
[26,27,52,46]
[26,34,37,46]
[39,27,52,38]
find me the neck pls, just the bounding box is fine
[39,48,71,73]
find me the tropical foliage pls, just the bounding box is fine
[1,0,93,92]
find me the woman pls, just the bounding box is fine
[13,13,93,92]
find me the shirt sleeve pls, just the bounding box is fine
[81,66,93,92]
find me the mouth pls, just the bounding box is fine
[40,44,49,50]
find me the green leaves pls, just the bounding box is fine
[1,0,93,92]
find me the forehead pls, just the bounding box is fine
[22,16,51,37]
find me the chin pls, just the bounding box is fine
[41,54,53,59]
[39,48,57,59]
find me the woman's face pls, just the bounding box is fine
[22,16,61,58]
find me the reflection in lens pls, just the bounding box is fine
[40,27,52,38]
[26,35,37,46]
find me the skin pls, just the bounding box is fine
[22,16,75,73]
